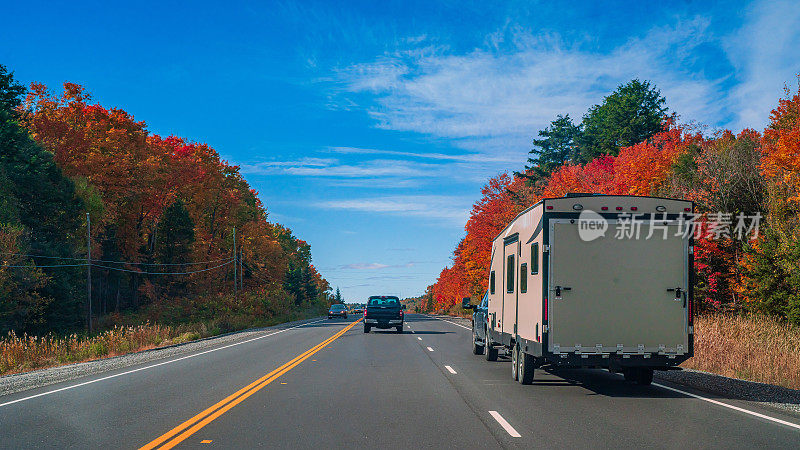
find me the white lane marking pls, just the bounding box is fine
[427,314,471,330]
[417,337,422,341]
[445,365,457,374]
[427,347,434,352]
[653,383,800,431]
[489,411,521,437]
[0,318,327,408]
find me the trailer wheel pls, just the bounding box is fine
[623,369,635,382]
[636,368,654,385]
[364,325,370,333]
[518,350,535,385]
[511,345,519,381]
[484,328,498,361]
[472,330,485,355]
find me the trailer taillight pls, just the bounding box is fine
[684,207,691,212]
[544,297,548,322]
[630,207,638,211]
[546,205,553,210]
[601,206,608,211]
[616,206,623,211]
[688,296,693,325]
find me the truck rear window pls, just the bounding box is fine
[368,297,399,307]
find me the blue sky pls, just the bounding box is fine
[2,0,799,302]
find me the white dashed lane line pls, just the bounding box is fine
[444,365,457,374]
[489,411,521,437]
[417,337,422,341]
[426,347,434,352]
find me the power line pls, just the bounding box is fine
[91,259,234,275]
[0,263,88,268]
[0,252,231,266]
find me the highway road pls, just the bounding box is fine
[1,314,799,449]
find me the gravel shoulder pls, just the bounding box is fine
[430,314,800,417]
[0,317,323,398]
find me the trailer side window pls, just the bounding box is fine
[520,263,528,293]
[506,255,514,293]
[490,271,495,294]
[531,243,539,275]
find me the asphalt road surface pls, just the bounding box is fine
[2,314,799,449]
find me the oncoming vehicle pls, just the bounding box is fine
[363,296,403,333]
[465,194,694,386]
[328,304,348,319]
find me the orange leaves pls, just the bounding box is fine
[761,84,800,198]
[431,174,526,308]
[613,124,701,196]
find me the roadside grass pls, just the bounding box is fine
[0,307,326,377]
[682,313,800,390]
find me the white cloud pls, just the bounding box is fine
[328,146,519,163]
[241,157,438,178]
[332,17,730,149]
[723,0,800,130]
[339,262,415,270]
[314,194,471,224]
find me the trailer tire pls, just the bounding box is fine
[484,328,498,361]
[472,330,485,355]
[511,345,519,381]
[518,351,535,385]
[364,325,370,333]
[636,368,654,385]
[623,369,635,382]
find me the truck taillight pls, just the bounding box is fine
[363,309,367,317]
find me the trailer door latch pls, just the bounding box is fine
[667,287,683,300]
[554,285,572,298]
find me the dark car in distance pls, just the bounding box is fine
[363,296,403,333]
[328,304,348,319]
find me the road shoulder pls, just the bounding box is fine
[0,317,324,398]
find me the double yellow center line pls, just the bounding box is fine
[141,318,362,449]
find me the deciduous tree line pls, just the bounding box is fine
[0,65,331,334]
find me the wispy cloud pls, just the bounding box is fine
[339,262,415,270]
[314,194,471,224]
[328,146,519,163]
[331,17,733,149]
[241,157,439,178]
[722,0,800,130]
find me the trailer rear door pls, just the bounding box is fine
[548,219,688,355]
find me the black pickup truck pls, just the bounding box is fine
[363,296,404,333]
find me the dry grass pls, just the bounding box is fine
[683,314,800,389]
[0,324,198,376]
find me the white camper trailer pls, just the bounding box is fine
[472,194,693,385]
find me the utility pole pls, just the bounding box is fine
[233,226,237,300]
[239,240,244,291]
[86,213,92,334]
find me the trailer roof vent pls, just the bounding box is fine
[565,192,602,198]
